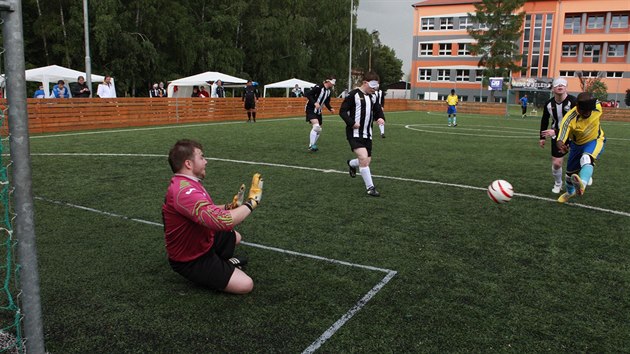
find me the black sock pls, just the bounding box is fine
[247,112,251,119]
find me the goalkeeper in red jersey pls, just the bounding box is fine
[162,139,263,294]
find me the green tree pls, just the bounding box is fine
[467,0,526,98]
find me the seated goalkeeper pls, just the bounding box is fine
[162,139,263,294]
[556,92,606,203]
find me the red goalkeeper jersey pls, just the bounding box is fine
[162,174,235,262]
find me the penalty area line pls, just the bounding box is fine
[34,195,397,353]
[28,152,630,218]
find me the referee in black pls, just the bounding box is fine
[242,80,259,122]
[339,72,385,197]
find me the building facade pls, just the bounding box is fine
[411,0,630,107]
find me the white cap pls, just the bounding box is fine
[552,78,567,88]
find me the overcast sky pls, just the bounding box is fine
[357,0,417,81]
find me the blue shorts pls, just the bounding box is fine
[447,106,456,115]
[566,137,606,173]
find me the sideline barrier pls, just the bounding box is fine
[1,98,627,134]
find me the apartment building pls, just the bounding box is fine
[411,0,630,107]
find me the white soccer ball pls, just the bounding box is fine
[487,179,514,204]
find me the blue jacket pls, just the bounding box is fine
[33,89,46,98]
[52,85,70,98]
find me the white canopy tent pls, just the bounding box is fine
[167,71,248,98]
[263,78,316,97]
[25,64,111,98]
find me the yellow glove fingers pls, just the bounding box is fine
[248,173,263,203]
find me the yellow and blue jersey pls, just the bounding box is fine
[446,94,458,106]
[557,103,605,145]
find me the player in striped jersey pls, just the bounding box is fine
[538,78,577,194]
[339,72,385,197]
[373,88,386,138]
[305,77,336,151]
[556,92,606,203]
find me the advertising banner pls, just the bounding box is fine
[511,77,552,90]
[488,77,504,91]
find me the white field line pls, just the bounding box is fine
[29,152,630,218]
[33,195,396,353]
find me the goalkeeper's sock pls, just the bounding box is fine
[349,159,359,168]
[378,124,384,135]
[452,116,457,125]
[448,116,452,125]
[359,166,374,189]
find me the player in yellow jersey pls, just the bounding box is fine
[556,92,606,203]
[446,89,458,127]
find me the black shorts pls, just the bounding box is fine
[244,100,256,110]
[550,136,567,158]
[348,137,373,157]
[521,106,527,114]
[169,231,237,290]
[306,112,323,125]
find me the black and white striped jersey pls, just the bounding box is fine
[305,84,332,115]
[339,88,385,140]
[540,94,577,138]
[373,89,384,108]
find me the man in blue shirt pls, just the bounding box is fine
[520,94,528,118]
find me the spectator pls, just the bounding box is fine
[292,84,303,98]
[149,83,160,98]
[97,76,116,98]
[215,80,225,98]
[198,86,210,98]
[158,82,167,97]
[51,80,70,98]
[191,86,200,97]
[71,76,91,98]
[33,84,46,99]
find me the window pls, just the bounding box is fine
[562,44,578,57]
[559,70,575,77]
[439,43,452,55]
[419,43,432,56]
[611,14,629,29]
[587,15,604,29]
[459,16,472,29]
[475,70,484,82]
[606,72,623,78]
[456,70,470,81]
[582,71,600,78]
[440,17,454,30]
[608,43,626,57]
[458,43,470,56]
[418,69,431,81]
[437,70,450,81]
[421,18,435,31]
[564,16,581,32]
[584,44,601,62]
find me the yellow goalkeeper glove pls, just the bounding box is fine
[225,184,246,210]
[244,173,263,211]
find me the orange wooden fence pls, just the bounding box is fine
[0,97,626,135]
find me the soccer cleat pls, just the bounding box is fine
[227,257,248,270]
[571,174,586,196]
[452,123,457,127]
[448,124,452,127]
[366,186,380,197]
[381,134,386,138]
[557,191,575,204]
[308,144,318,152]
[588,177,593,186]
[347,160,356,178]
[552,183,562,194]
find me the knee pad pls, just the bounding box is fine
[312,124,322,133]
[580,154,593,167]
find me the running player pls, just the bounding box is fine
[304,77,335,151]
